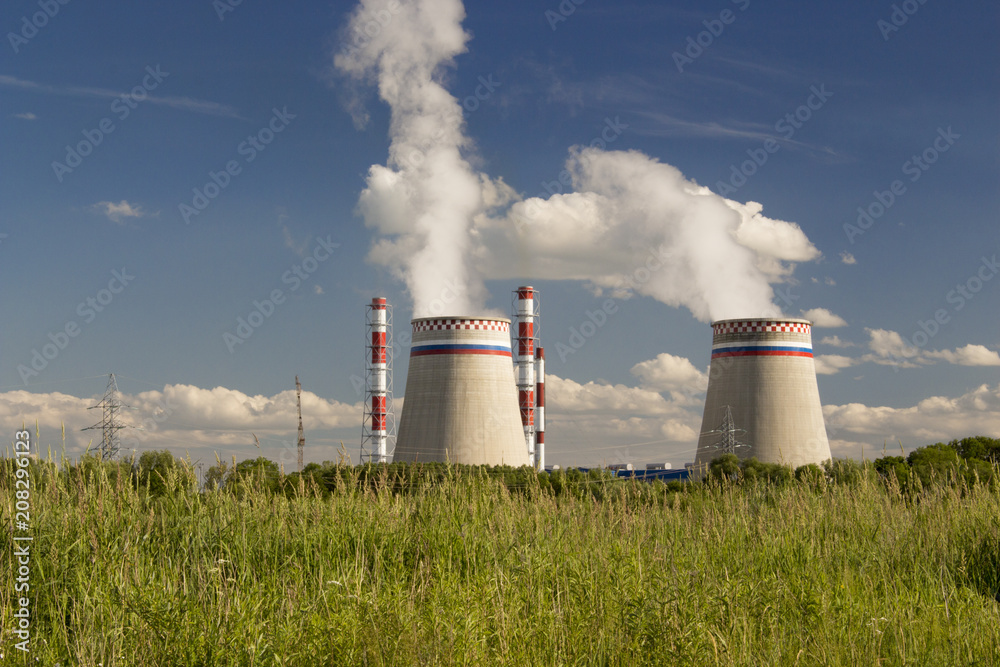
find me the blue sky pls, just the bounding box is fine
[2,0,997,470]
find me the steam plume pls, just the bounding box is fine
[337,0,820,321]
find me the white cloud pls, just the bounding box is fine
[925,344,1000,367]
[92,200,146,224]
[0,73,240,118]
[544,373,702,465]
[820,335,854,348]
[630,353,707,403]
[336,0,822,322]
[801,307,847,328]
[478,149,821,322]
[864,329,1000,368]
[814,354,856,375]
[840,252,856,265]
[0,384,361,465]
[13,112,36,120]
[824,383,1000,457]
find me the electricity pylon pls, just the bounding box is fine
[82,373,134,461]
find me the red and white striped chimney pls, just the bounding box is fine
[535,345,545,471]
[514,286,537,467]
[363,297,391,463]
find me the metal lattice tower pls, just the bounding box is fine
[82,373,133,461]
[701,405,749,456]
[295,375,305,473]
[361,297,395,463]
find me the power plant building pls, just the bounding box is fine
[394,317,529,466]
[694,318,832,470]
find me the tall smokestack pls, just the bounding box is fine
[394,317,528,466]
[535,346,545,471]
[694,318,832,471]
[513,286,537,466]
[362,297,394,463]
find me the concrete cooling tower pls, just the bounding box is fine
[694,318,832,471]
[394,317,529,466]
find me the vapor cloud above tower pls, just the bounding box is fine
[336,0,821,321]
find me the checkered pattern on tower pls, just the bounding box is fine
[713,320,811,335]
[412,319,510,333]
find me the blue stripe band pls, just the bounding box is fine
[412,344,511,353]
[712,345,812,353]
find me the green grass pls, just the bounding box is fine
[1,456,998,666]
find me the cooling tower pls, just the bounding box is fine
[694,318,831,471]
[394,317,529,466]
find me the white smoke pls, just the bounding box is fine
[335,0,506,317]
[337,0,820,321]
[477,147,819,321]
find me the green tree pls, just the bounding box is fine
[228,456,282,495]
[136,450,194,497]
[873,456,911,488]
[952,436,1000,463]
[709,454,740,482]
[907,443,961,487]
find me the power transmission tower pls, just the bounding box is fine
[82,373,133,461]
[701,405,749,456]
[295,375,305,473]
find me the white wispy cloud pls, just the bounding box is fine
[92,200,147,224]
[12,111,36,120]
[801,307,847,328]
[840,251,857,265]
[819,335,855,348]
[0,73,241,118]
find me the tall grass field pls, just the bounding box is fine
[1,446,999,666]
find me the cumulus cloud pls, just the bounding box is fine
[0,385,361,464]
[840,252,856,265]
[92,200,146,224]
[801,307,847,328]
[824,383,1000,458]
[864,328,1000,368]
[813,354,856,375]
[820,335,854,348]
[924,344,1000,367]
[544,373,702,465]
[630,353,707,403]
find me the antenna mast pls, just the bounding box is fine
[82,373,133,461]
[295,375,305,473]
